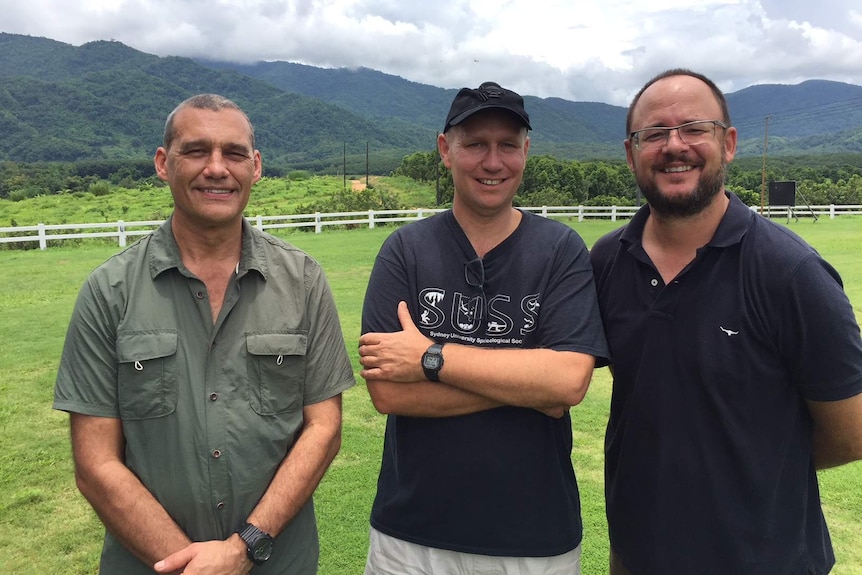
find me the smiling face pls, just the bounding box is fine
[154,106,261,233]
[439,109,529,219]
[625,74,737,219]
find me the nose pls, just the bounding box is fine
[203,151,229,178]
[481,145,504,171]
[663,128,689,150]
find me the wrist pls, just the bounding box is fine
[229,533,248,559]
[235,522,274,565]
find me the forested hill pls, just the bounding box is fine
[2,32,862,172]
[0,33,434,171]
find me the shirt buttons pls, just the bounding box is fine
[216,502,225,510]
[212,449,222,459]
[209,392,219,401]
[650,278,659,287]
[195,291,205,299]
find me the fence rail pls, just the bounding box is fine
[2,204,860,250]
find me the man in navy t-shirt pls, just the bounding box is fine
[358,82,608,574]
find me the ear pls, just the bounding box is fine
[623,138,636,172]
[253,150,263,184]
[438,132,452,169]
[154,147,169,181]
[723,126,738,164]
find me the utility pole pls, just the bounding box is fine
[435,132,441,206]
[760,115,771,214]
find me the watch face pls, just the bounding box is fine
[252,538,273,562]
[423,354,442,370]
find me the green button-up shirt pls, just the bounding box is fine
[54,218,355,574]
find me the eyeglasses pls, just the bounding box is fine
[629,120,728,151]
[464,257,485,288]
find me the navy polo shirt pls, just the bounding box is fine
[590,192,862,575]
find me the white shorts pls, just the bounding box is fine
[364,527,582,575]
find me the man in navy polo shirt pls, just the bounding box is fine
[591,68,862,574]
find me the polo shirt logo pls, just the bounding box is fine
[719,326,740,336]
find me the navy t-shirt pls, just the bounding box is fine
[362,209,608,556]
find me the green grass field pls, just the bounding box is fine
[1,217,861,574]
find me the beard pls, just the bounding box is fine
[637,160,727,219]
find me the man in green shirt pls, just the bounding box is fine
[54,94,355,574]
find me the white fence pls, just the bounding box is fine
[1,204,860,250]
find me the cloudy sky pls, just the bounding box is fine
[3,0,861,105]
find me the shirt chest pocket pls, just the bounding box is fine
[116,330,179,420]
[246,332,307,415]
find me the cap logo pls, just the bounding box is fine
[476,84,504,101]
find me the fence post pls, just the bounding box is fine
[38,223,47,250]
[611,206,618,222]
[315,212,322,234]
[418,209,424,220]
[369,209,375,230]
[542,206,548,218]
[118,220,127,247]
[578,206,584,222]
[256,215,263,230]
[831,205,836,219]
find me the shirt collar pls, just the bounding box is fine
[148,217,268,280]
[620,191,751,249]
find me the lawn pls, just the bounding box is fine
[1,216,860,574]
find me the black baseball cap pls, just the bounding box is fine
[443,81,532,133]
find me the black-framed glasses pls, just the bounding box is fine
[629,120,728,151]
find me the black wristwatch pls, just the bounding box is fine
[236,522,274,565]
[421,343,445,381]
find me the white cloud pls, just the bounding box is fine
[0,0,860,105]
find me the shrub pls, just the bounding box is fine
[288,170,312,181]
[88,180,112,197]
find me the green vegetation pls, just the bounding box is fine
[0,176,367,229]
[1,216,861,574]
[392,153,862,208]
[3,162,862,243]
[3,32,862,179]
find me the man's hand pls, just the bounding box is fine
[153,535,251,575]
[359,301,433,382]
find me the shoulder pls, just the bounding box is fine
[252,227,319,265]
[520,210,588,249]
[379,211,448,252]
[590,224,627,262]
[742,215,825,276]
[87,234,153,287]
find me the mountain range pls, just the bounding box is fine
[1,32,861,174]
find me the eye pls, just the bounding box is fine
[681,126,708,136]
[641,130,665,142]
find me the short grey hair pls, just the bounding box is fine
[162,94,255,150]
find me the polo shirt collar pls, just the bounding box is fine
[148,217,269,280]
[706,192,751,248]
[619,191,751,250]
